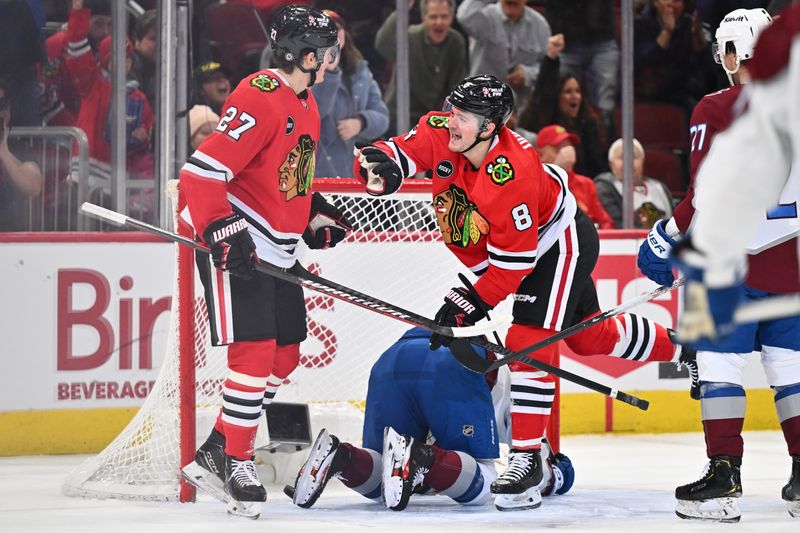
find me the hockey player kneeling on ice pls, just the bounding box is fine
[289,328,575,511]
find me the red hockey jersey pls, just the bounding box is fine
[357,112,577,307]
[180,69,320,268]
[673,85,799,294]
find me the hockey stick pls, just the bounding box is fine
[81,203,651,409]
[79,203,508,340]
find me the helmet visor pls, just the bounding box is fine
[318,41,340,67]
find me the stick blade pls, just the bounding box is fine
[80,202,128,227]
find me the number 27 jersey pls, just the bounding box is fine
[179,69,320,268]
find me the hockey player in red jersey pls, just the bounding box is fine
[638,8,800,521]
[177,5,350,519]
[354,75,695,511]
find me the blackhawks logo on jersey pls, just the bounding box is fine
[251,74,280,93]
[433,184,489,248]
[426,114,449,129]
[486,155,514,185]
[279,134,315,201]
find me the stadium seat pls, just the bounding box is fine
[614,103,689,153]
[205,3,268,81]
[643,149,687,199]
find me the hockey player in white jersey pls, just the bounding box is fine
[666,4,800,520]
[289,328,575,511]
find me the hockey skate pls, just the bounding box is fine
[224,455,267,519]
[292,428,352,508]
[381,427,434,511]
[491,449,543,511]
[181,428,228,503]
[675,456,742,523]
[783,455,800,518]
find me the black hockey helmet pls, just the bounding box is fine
[270,5,339,72]
[445,75,514,133]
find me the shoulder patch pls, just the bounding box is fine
[250,74,281,93]
[486,155,514,185]
[426,114,449,129]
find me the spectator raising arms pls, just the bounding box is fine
[519,34,607,178]
[457,0,551,109]
[64,2,154,179]
[376,0,467,133]
[634,0,708,114]
[594,138,674,229]
[0,79,44,230]
[312,10,388,178]
[535,124,613,230]
[544,0,619,125]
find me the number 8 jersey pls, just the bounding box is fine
[364,111,577,307]
[179,69,320,268]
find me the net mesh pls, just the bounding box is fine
[62,180,473,501]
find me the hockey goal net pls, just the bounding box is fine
[62,178,557,502]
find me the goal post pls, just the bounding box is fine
[62,178,560,502]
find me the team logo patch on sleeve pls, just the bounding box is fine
[250,74,281,93]
[278,134,315,201]
[433,184,489,248]
[486,155,514,185]
[426,115,449,129]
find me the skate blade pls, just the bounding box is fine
[787,500,800,518]
[494,487,543,511]
[226,499,262,520]
[675,497,741,523]
[293,429,334,508]
[381,427,409,511]
[182,462,228,503]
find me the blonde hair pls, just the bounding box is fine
[608,138,644,162]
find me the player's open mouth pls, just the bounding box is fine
[450,132,461,142]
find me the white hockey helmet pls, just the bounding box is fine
[713,8,772,79]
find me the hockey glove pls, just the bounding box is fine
[353,142,402,197]
[429,287,489,350]
[637,218,678,287]
[671,236,745,346]
[202,213,257,279]
[303,193,354,250]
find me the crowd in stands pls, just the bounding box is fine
[0,0,793,232]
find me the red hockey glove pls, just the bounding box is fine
[303,192,354,250]
[202,213,257,279]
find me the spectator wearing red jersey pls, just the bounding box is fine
[536,124,613,230]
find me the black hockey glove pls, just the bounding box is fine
[303,192,354,250]
[429,287,489,350]
[353,142,402,197]
[202,213,257,279]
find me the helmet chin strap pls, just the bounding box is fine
[458,119,498,154]
[295,62,323,87]
[723,55,741,87]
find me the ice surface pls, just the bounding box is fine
[2,432,797,533]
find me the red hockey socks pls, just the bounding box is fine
[506,325,559,450]
[219,339,275,459]
[566,313,676,362]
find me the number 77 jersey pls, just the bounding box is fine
[674,84,800,294]
[179,69,320,268]
[365,112,577,307]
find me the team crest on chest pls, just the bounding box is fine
[486,155,514,185]
[426,114,449,129]
[250,74,280,93]
[433,184,489,248]
[279,134,315,201]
